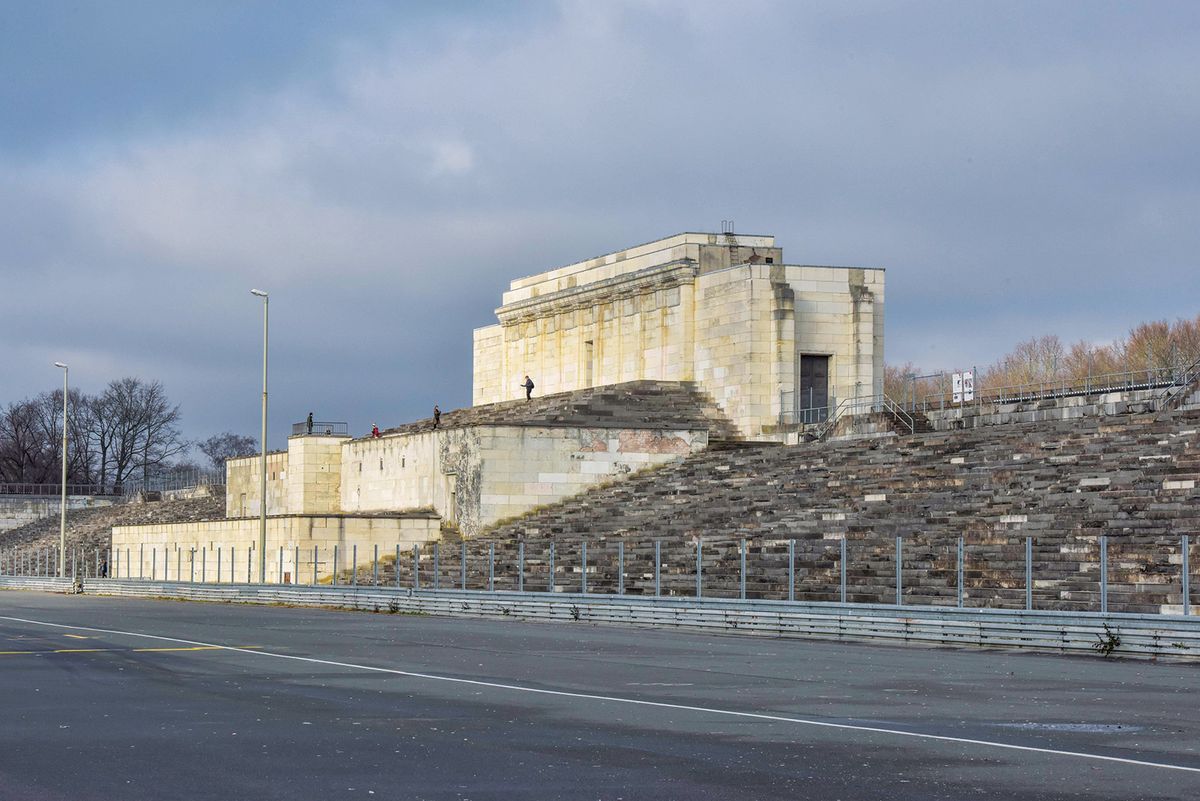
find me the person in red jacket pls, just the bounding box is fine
[371,423,380,438]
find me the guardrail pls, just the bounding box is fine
[5,534,1194,617]
[291,420,349,436]
[3,576,1197,660]
[911,363,1195,414]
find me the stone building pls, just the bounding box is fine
[473,232,885,440]
[111,383,730,579]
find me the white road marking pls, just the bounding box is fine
[2,614,1198,775]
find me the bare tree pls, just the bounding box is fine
[198,432,258,472]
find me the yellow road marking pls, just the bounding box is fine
[63,634,89,640]
[0,645,260,656]
[131,646,223,653]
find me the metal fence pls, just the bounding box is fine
[911,363,1196,414]
[0,483,121,497]
[120,468,224,498]
[291,420,349,437]
[3,534,1193,616]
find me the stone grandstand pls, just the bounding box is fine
[358,395,1200,615]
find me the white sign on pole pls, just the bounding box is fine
[963,370,975,402]
[952,372,963,404]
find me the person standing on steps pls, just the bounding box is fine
[306,412,314,434]
[522,375,535,401]
[433,405,441,429]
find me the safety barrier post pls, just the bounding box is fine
[461,541,468,590]
[413,543,421,590]
[1025,537,1033,611]
[739,540,747,600]
[549,541,556,593]
[488,542,495,592]
[840,537,848,604]
[617,540,624,596]
[433,543,440,590]
[332,545,338,585]
[518,541,525,592]
[654,540,661,597]
[352,545,358,586]
[788,539,795,602]
[1183,534,1191,616]
[373,544,379,586]
[895,536,902,606]
[695,538,702,599]
[580,541,586,595]
[957,537,964,608]
[1100,536,1109,613]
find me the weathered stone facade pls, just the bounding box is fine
[224,382,723,538]
[111,512,441,583]
[473,232,884,439]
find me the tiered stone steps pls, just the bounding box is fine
[378,380,741,440]
[456,407,1200,612]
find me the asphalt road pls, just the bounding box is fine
[1,590,1198,800]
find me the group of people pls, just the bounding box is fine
[309,375,537,442]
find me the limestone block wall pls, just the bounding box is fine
[0,495,116,534]
[340,425,706,537]
[111,513,440,583]
[471,233,884,441]
[225,452,287,518]
[784,265,884,406]
[474,426,706,533]
[286,434,346,514]
[342,429,456,519]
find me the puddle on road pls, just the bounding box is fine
[995,722,1143,733]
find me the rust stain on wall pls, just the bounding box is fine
[618,430,692,454]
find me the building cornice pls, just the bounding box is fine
[496,259,698,324]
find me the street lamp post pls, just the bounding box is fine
[250,289,269,583]
[53,362,68,578]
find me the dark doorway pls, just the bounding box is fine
[799,355,830,423]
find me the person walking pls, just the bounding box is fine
[306,412,314,434]
[433,405,441,429]
[522,375,535,401]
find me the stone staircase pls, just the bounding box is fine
[461,406,1200,612]
[378,380,741,441]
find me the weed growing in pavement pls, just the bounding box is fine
[1092,624,1121,657]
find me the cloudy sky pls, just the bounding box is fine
[2,1,1198,450]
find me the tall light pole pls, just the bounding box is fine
[53,362,68,578]
[250,289,269,583]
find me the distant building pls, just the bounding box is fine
[472,231,884,439]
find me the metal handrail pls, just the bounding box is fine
[812,394,912,441]
[912,363,1193,414]
[291,421,350,437]
[1158,352,1200,411]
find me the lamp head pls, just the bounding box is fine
[53,362,67,369]
[250,289,268,297]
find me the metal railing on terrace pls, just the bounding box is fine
[909,362,1196,414]
[120,468,225,498]
[291,420,349,437]
[779,393,912,439]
